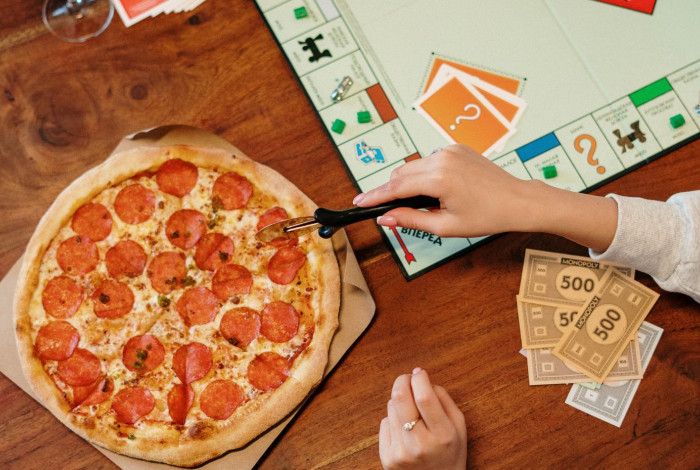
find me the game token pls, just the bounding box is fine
[669,114,685,129]
[331,119,346,134]
[542,165,557,179]
[331,76,353,102]
[357,111,371,123]
[294,7,308,19]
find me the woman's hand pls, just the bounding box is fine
[353,144,618,251]
[353,144,535,237]
[379,368,467,470]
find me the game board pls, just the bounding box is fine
[255,0,700,279]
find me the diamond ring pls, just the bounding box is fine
[402,419,420,431]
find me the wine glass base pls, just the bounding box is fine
[43,0,114,43]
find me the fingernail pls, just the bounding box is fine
[377,215,396,226]
[352,193,365,205]
[412,367,422,375]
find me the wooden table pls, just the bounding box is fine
[1,2,698,468]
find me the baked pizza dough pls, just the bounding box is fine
[13,145,340,466]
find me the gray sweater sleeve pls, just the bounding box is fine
[588,191,700,303]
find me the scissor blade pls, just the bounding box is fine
[254,217,321,242]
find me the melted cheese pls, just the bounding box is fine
[29,164,321,434]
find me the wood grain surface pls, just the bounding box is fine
[0,1,698,469]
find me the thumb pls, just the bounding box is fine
[377,207,448,236]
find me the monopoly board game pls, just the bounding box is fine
[255,0,700,279]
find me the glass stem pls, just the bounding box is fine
[66,0,83,14]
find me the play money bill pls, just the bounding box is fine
[519,249,633,306]
[553,269,659,383]
[566,321,663,427]
[517,297,581,349]
[527,338,642,385]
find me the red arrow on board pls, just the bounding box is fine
[389,226,416,264]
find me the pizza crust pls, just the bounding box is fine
[14,145,341,466]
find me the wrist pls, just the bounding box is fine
[515,180,618,251]
[512,179,555,233]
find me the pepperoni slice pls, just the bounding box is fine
[122,335,165,373]
[270,237,299,248]
[156,159,198,197]
[106,240,147,278]
[92,280,134,319]
[200,380,245,420]
[256,207,289,231]
[220,307,260,348]
[56,236,99,275]
[166,209,207,250]
[35,321,80,361]
[71,203,112,242]
[111,386,155,425]
[167,383,194,425]
[57,348,101,386]
[42,276,83,319]
[247,352,290,392]
[147,251,186,294]
[72,376,113,407]
[257,207,298,247]
[114,184,156,224]
[194,233,234,271]
[267,246,306,285]
[261,301,300,343]
[212,172,253,210]
[176,287,219,326]
[172,342,212,384]
[211,264,252,300]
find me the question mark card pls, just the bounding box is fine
[428,64,527,127]
[423,56,522,96]
[415,76,515,156]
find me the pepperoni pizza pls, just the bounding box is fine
[13,146,340,466]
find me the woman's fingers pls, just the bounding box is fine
[378,416,391,463]
[381,371,468,470]
[387,374,422,437]
[433,385,467,443]
[376,207,450,235]
[410,368,452,434]
[389,157,432,180]
[356,179,438,206]
[354,168,442,207]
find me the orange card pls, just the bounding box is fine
[113,0,168,26]
[415,77,515,156]
[472,87,519,123]
[117,0,167,18]
[423,57,522,96]
[428,64,527,126]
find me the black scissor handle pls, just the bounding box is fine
[314,195,440,238]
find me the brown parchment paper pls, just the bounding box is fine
[0,126,376,469]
